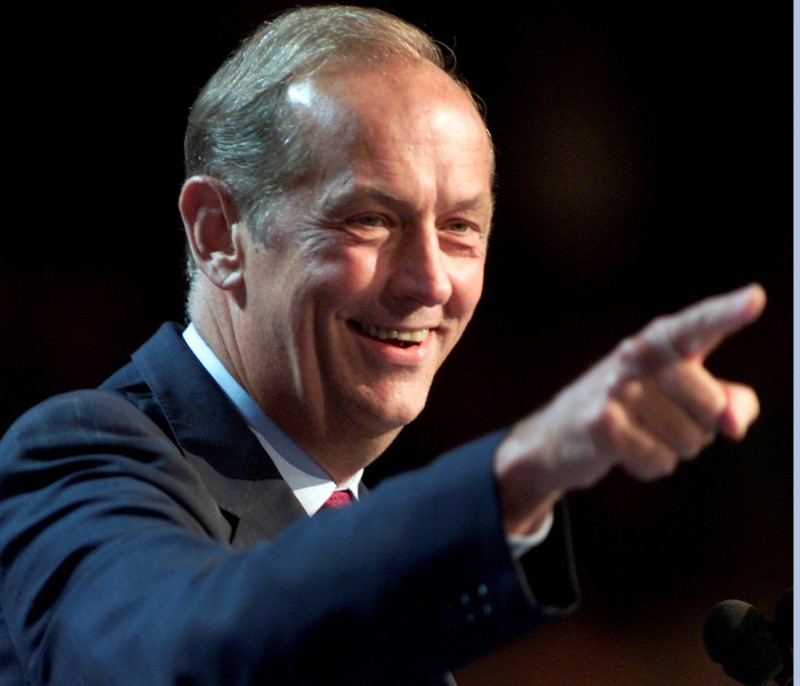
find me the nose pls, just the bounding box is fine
[387,225,452,307]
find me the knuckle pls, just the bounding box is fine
[659,452,680,476]
[612,378,642,404]
[617,335,639,361]
[641,448,679,480]
[696,388,728,428]
[619,316,679,375]
[588,404,621,442]
[616,335,647,371]
[679,427,715,459]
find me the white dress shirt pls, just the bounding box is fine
[182,323,551,546]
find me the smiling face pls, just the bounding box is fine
[235,60,494,469]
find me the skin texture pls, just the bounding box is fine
[182,60,493,482]
[494,283,766,535]
[180,57,766,535]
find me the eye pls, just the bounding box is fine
[443,219,478,234]
[448,221,470,233]
[347,213,391,229]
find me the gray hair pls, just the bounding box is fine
[184,6,466,247]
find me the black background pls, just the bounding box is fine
[1,2,792,684]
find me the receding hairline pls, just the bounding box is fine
[182,4,494,302]
[295,57,495,166]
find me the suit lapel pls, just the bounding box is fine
[119,325,458,685]
[130,323,308,548]
[183,451,308,548]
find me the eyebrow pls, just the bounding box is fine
[321,185,494,218]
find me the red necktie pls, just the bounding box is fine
[319,490,354,511]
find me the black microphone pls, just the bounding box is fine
[702,590,793,686]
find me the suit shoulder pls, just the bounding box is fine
[3,389,167,441]
[0,389,187,480]
[0,390,231,541]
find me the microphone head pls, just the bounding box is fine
[702,599,785,685]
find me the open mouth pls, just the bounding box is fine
[349,320,429,349]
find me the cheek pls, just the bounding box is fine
[448,261,485,320]
[303,246,381,324]
[315,246,381,301]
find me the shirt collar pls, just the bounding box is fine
[182,323,362,515]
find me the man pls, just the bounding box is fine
[0,6,765,686]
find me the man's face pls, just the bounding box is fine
[237,60,493,457]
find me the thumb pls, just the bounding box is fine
[717,381,760,440]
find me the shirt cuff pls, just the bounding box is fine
[507,511,555,560]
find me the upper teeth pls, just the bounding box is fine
[360,323,429,343]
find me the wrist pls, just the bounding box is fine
[494,425,562,537]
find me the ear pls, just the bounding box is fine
[179,175,246,290]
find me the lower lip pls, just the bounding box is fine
[351,327,432,365]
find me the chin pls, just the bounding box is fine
[348,388,430,436]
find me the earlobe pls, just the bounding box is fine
[179,175,245,290]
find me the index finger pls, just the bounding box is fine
[620,283,766,374]
[664,283,766,360]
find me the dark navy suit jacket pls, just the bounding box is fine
[0,323,577,685]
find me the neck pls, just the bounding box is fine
[190,296,401,484]
[282,419,401,484]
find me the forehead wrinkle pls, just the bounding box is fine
[317,181,494,241]
[345,96,493,203]
[290,63,493,221]
[320,119,493,205]
[323,185,407,214]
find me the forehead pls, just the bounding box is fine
[289,61,493,172]
[355,64,481,140]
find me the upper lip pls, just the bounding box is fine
[349,320,436,342]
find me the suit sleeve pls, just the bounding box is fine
[0,390,577,686]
